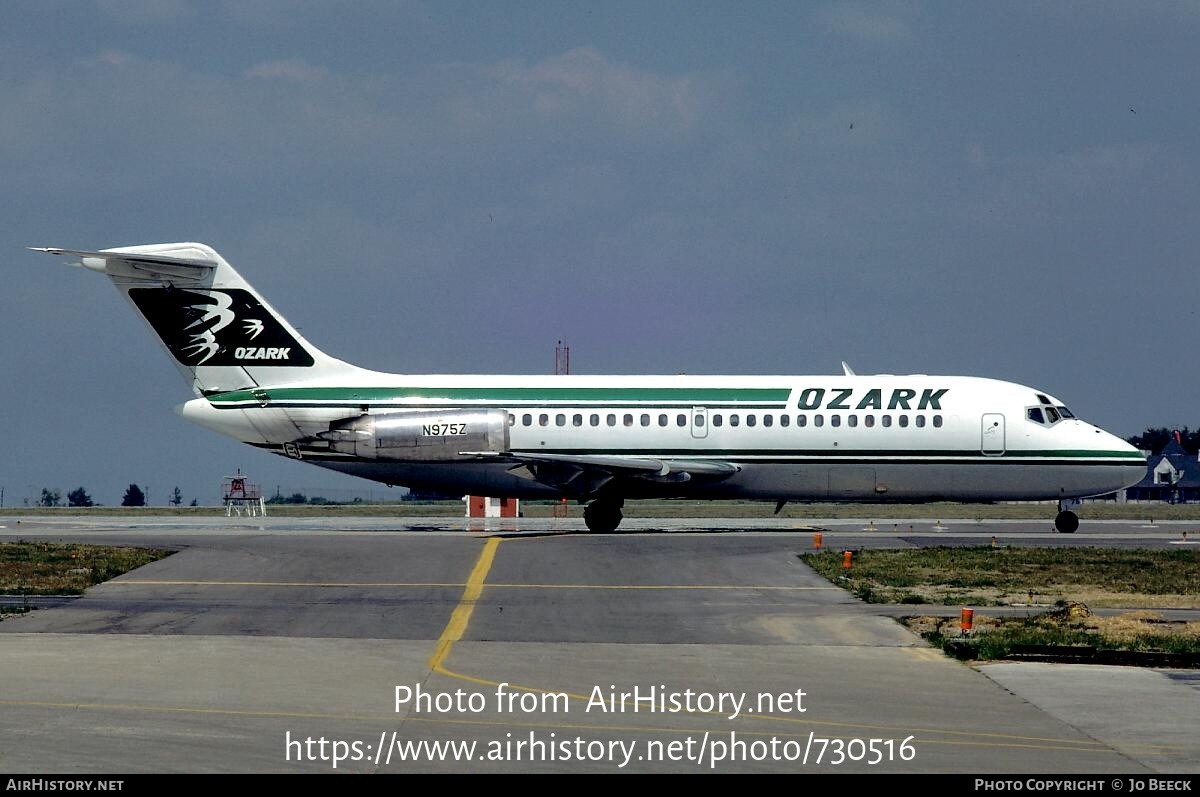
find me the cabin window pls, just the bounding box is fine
[814,414,824,427]
[747,415,757,427]
[623,414,634,427]
[658,414,668,427]
[1027,408,1045,424]
[556,414,566,427]
[848,415,858,428]
[882,415,892,428]
[607,413,617,426]
[713,414,723,427]
[539,414,549,427]
[640,414,651,427]
[571,414,581,427]
[677,414,687,427]
[730,414,740,427]
[590,414,599,426]
[508,413,515,426]
[694,415,706,428]
[864,415,875,428]
[899,416,909,428]
[933,415,943,428]
[780,415,790,428]
[831,415,841,428]
[763,415,773,427]
[797,415,807,427]
[916,415,926,428]
[522,413,532,426]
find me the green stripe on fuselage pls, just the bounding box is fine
[207,386,793,404]
[512,448,1144,460]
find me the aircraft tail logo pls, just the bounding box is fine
[128,288,315,367]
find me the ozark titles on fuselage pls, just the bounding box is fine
[793,387,947,411]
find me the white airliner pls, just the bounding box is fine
[34,243,1145,533]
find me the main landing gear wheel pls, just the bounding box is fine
[1054,510,1079,534]
[583,498,624,533]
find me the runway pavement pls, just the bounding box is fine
[0,514,1195,773]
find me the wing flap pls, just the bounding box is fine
[508,452,669,474]
[463,450,739,497]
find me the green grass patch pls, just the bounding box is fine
[0,541,172,596]
[904,610,1200,659]
[801,546,1200,607]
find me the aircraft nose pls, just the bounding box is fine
[1105,429,1143,457]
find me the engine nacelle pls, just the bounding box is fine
[319,409,510,461]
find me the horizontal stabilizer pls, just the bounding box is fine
[30,246,217,282]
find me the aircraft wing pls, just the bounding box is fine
[30,247,217,282]
[463,451,739,498]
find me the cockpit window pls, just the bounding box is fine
[1027,407,1045,424]
[1057,406,1075,419]
[1045,407,1061,423]
[1036,394,1052,405]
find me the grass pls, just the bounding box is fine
[8,499,1200,520]
[801,546,1200,660]
[0,541,172,596]
[801,546,1200,607]
[903,609,1200,659]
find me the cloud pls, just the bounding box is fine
[1041,0,1200,23]
[96,49,136,66]
[819,3,914,43]
[95,0,194,24]
[244,59,329,82]
[961,143,1169,213]
[489,47,710,134]
[1017,144,1161,188]
[2,45,716,185]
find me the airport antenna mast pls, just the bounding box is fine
[555,339,570,376]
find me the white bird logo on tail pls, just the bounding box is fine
[243,319,264,340]
[180,291,236,365]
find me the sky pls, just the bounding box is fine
[2,1,1198,506]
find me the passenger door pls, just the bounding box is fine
[981,413,1005,456]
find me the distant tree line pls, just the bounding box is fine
[266,492,340,506]
[31,484,196,508]
[1127,427,1200,456]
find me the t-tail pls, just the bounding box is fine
[31,243,360,396]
